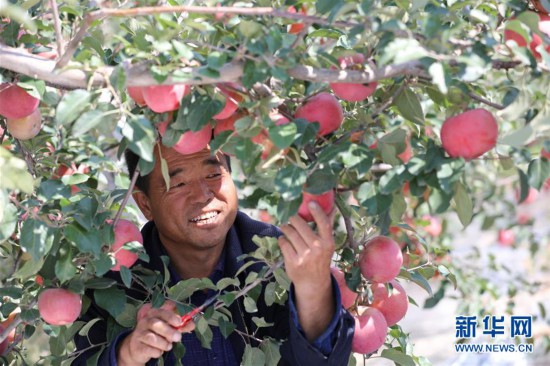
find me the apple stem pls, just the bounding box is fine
[49,0,64,61]
[113,165,141,228]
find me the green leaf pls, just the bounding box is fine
[264,282,278,307]
[394,87,424,124]
[527,158,550,190]
[0,148,34,193]
[500,125,534,147]
[269,123,297,149]
[381,348,415,366]
[252,317,273,328]
[94,287,127,318]
[243,296,258,313]
[121,117,156,162]
[20,219,54,261]
[13,256,44,278]
[517,168,530,203]
[216,277,239,291]
[64,224,102,255]
[167,278,215,301]
[453,182,473,227]
[274,165,307,200]
[72,110,106,137]
[242,345,266,366]
[260,338,281,366]
[408,271,433,297]
[305,167,337,195]
[115,302,138,328]
[78,318,101,336]
[195,316,213,349]
[55,248,77,284]
[218,316,236,338]
[56,90,92,126]
[175,91,221,132]
[120,266,132,288]
[0,201,17,243]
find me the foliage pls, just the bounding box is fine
[1,0,550,365]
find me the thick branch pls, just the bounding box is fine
[1,44,427,89]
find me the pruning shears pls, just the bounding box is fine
[178,294,218,329]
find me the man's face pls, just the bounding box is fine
[135,145,238,252]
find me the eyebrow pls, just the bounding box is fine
[168,157,223,178]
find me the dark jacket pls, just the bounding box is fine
[72,211,354,365]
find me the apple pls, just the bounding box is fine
[532,0,550,13]
[352,307,388,354]
[142,84,191,113]
[504,12,550,59]
[287,5,307,34]
[38,288,82,325]
[128,86,147,106]
[359,236,403,283]
[158,116,212,155]
[422,214,442,237]
[330,54,378,102]
[330,267,358,309]
[397,134,413,163]
[212,84,243,120]
[0,83,40,119]
[295,92,344,136]
[111,219,143,271]
[5,108,42,140]
[0,324,8,355]
[370,280,408,326]
[497,229,515,247]
[440,108,498,160]
[297,190,335,222]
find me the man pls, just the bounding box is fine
[73,143,354,365]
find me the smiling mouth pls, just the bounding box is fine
[189,211,220,224]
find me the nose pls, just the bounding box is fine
[190,179,214,204]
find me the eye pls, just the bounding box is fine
[206,173,222,179]
[170,182,186,189]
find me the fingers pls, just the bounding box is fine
[279,236,298,259]
[280,223,309,253]
[308,201,334,240]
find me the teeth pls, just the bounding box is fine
[190,211,218,222]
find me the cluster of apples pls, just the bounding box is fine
[331,236,407,355]
[0,83,42,140]
[504,1,550,60]
[33,219,143,328]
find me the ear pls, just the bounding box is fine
[133,191,153,221]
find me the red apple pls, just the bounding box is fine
[359,236,403,283]
[330,54,378,102]
[504,12,550,59]
[370,280,408,326]
[397,134,413,163]
[38,288,82,325]
[111,219,143,271]
[128,86,147,107]
[497,229,515,247]
[440,108,498,160]
[287,5,307,34]
[295,92,344,136]
[142,84,191,113]
[212,84,243,120]
[0,324,8,355]
[0,83,40,119]
[158,116,212,155]
[422,214,442,237]
[352,307,388,354]
[5,108,42,140]
[541,147,550,159]
[297,190,335,222]
[330,267,358,309]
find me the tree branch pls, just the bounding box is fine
[113,165,141,228]
[48,0,64,60]
[0,44,428,90]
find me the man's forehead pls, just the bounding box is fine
[155,145,226,171]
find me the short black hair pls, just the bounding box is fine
[124,148,232,196]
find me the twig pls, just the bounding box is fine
[467,92,505,110]
[214,260,284,311]
[57,5,362,68]
[372,82,407,118]
[334,194,357,249]
[49,0,64,60]
[14,139,35,177]
[113,165,141,228]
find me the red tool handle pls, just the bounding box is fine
[179,307,201,329]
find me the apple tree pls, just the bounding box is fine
[1,0,550,365]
